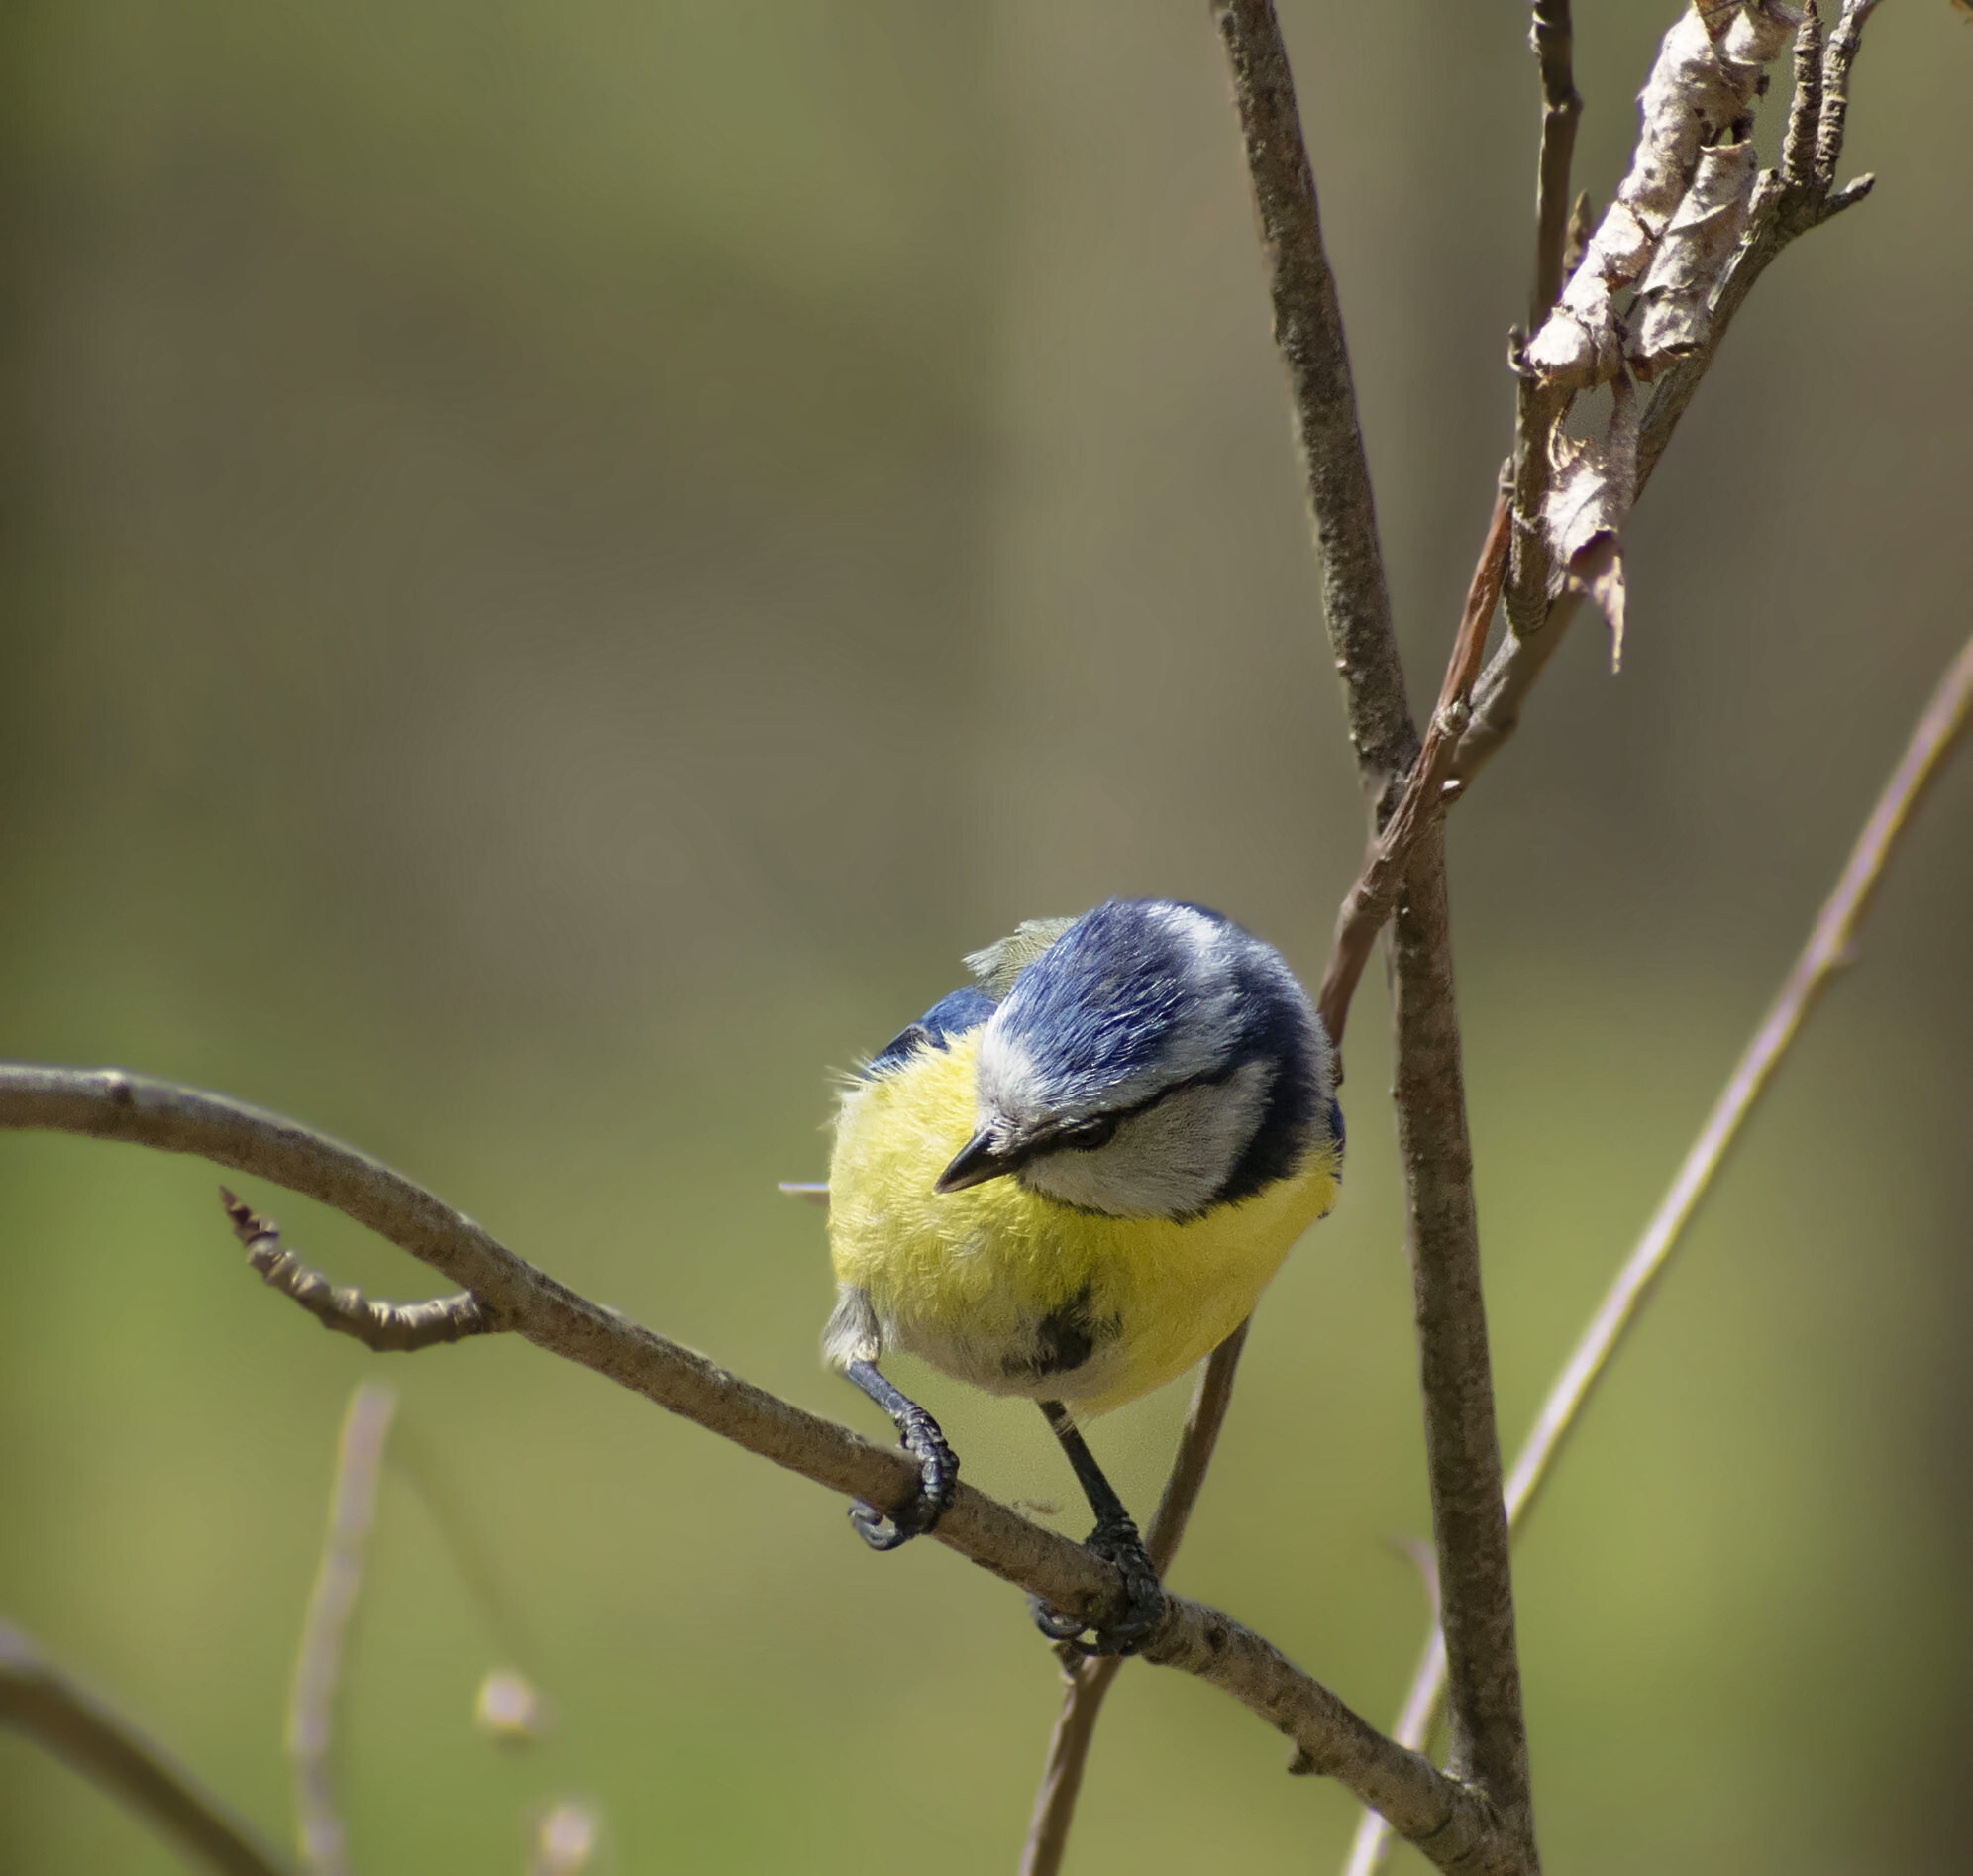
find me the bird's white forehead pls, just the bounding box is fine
[974,901,1242,1127]
[975,1028,1044,1126]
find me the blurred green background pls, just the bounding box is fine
[3,2,1969,1871]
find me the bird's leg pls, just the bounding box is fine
[1030,1400,1165,1657]
[839,1358,959,1551]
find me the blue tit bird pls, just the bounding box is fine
[821,897,1342,1654]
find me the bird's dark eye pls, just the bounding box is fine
[1057,1114,1119,1152]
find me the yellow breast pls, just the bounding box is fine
[828,1029,1337,1415]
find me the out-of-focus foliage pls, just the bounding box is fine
[2,3,1969,1871]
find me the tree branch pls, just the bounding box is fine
[1388,821,1533,1862]
[0,1617,290,1876]
[224,1191,497,1352]
[1506,1,1581,636]
[1346,628,1973,1873]
[1528,2,1582,330]
[288,1383,394,1876]
[1457,0,1882,786]
[1211,0,1413,810]
[1319,490,1509,1051]
[0,1065,1516,1873]
[1780,0,1824,190]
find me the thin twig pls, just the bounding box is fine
[0,1618,290,1876]
[1527,1,1582,329]
[1507,0,1581,635]
[1019,1319,1250,1876]
[1346,629,1973,1875]
[0,1067,1513,1873]
[1319,491,1509,1051]
[1560,191,1594,279]
[1815,0,1879,189]
[224,1190,497,1352]
[1781,0,1824,188]
[289,1383,396,1876]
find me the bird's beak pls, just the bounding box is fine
[934,1127,1031,1195]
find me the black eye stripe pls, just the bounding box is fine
[1040,1061,1254,1152]
[1055,1114,1119,1152]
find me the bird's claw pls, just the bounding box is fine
[1029,1515,1164,1657]
[848,1404,958,1552]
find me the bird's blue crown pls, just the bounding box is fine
[872,898,1339,1216]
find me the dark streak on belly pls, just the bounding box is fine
[1003,1283,1121,1382]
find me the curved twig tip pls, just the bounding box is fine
[217,1184,498,1353]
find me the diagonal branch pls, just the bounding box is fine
[1020,1320,1251,1876]
[0,1618,290,1876]
[1345,628,1973,1874]
[1319,490,1509,1050]
[289,1383,395,1876]
[224,1191,497,1352]
[0,1064,1515,1874]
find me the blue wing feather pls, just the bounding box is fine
[864,985,996,1078]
